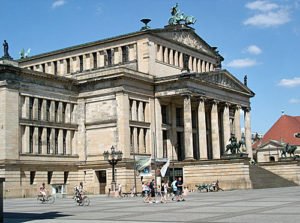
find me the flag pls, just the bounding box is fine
[135,155,152,176]
[160,159,170,177]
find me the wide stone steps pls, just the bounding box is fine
[249,165,298,189]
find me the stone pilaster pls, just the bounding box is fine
[183,94,194,160]
[65,103,71,123]
[131,100,137,121]
[22,126,30,153]
[58,129,63,154]
[223,103,231,152]
[41,128,47,154]
[138,101,144,122]
[33,127,39,154]
[50,101,55,122]
[169,49,174,64]
[57,102,63,123]
[244,107,253,158]
[133,127,138,153]
[211,100,220,159]
[116,92,130,158]
[234,105,242,141]
[41,99,47,121]
[50,128,55,154]
[198,98,207,160]
[155,98,163,158]
[21,96,30,119]
[174,51,178,66]
[139,128,145,153]
[32,98,39,120]
[66,130,72,155]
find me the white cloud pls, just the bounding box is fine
[246,0,279,12]
[226,58,257,68]
[278,77,300,87]
[52,0,66,9]
[245,45,262,55]
[289,98,300,104]
[244,1,291,27]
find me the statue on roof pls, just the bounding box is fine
[168,3,196,26]
[1,40,13,60]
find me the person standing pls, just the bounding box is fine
[176,177,185,201]
[149,179,156,203]
[171,178,177,201]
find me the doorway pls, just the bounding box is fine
[96,170,106,194]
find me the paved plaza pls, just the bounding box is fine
[3,186,300,223]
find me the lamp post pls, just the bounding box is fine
[103,146,123,192]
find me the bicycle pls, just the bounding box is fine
[73,189,90,206]
[37,194,55,204]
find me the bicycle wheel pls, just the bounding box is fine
[37,196,44,204]
[47,195,55,204]
[82,196,90,206]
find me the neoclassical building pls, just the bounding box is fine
[0,12,255,197]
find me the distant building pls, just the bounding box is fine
[253,115,300,162]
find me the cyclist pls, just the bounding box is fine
[75,182,84,201]
[39,183,47,201]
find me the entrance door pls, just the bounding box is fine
[96,170,106,194]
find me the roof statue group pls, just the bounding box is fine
[1,40,12,60]
[168,3,196,26]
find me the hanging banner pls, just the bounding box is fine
[135,155,152,176]
[160,158,170,177]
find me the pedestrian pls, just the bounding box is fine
[142,181,150,203]
[149,179,156,203]
[161,181,168,203]
[176,177,185,201]
[171,177,177,201]
[118,183,122,198]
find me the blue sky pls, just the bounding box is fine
[0,0,299,134]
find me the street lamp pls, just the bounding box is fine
[103,146,123,192]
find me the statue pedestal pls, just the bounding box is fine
[279,156,299,162]
[0,58,18,67]
[221,153,248,160]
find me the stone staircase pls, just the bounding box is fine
[249,165,298,189]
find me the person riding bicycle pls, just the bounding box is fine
[74,182,84,201]
[39,182,47,201]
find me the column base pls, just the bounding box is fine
[184,157,195,161]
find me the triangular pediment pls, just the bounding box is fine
[196,70,254,96]
[153,27,216,57]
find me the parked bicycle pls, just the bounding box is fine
[37,194,55,204]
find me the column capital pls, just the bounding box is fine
[243,106,251,112]
[233,104,242,110]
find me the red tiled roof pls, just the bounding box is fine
[257,115,300,146]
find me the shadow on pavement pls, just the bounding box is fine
[4,211,72,223]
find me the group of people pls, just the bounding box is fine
[142,177,186,203]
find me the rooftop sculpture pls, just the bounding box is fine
[168,3,196,26]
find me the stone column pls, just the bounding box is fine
[133,127,138,153]
[50,101,55,122]
[138,101,144,122]
[32,98,39,120]
[41,128,47,154]
[66,130,72,155]
[131,100,137,121]
[179,52,183,68]
[157,45,163,61]
[22,126,30,153]
[171,103,178,161]
[41,99,47,121]
[183,94,194,160]
[244,107,253,158]
[163,47,168,63]
[33,127,39,154]
[155,98,163,158]
[58,129,63,154]
[57,102,63,123]
[202,61,206,72]
[50,128,55,154]
[223,103,231,153]
[174,51,178,66]
[21,96,30,119]
[211,100,220,159]
[198,98,207,160]
[197,59,201,73]
[65,103,71,123]
[193,57,197,71]
[139,128,145,153]
[188,57,193,71]
[234,105,242,141]
[71,104,77,124]
[169,49,174,65]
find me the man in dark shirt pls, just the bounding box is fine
[176,177,185,201]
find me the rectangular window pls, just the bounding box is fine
[54,101,59,122]
[64,171,69,184]
[163,130,168,158]
[48,171,53,185]
[176,108,184,127]
[54,61,58,75]
[79,55,83,72]
[29,127,34,153]
[130,127,134,152]
[62,103,66,123]
[30,171,36,185]
[38,99,42,120]
[121,46,129,63]
[63,130,67,155]
[29,97,34,120]
[46,100,51,121]
[161,105,168,124]
[192,110,197,128]
[93,52,97,68]
[107,49,112,66]
[42,64,45,73]
[47,128,51,154]
[38,128,42,154]
[55,129,58,154]
[66,58,70,73]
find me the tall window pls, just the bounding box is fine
[30,171,36,185]
[46,100,51,121]
[161,105,168,124]
[93,52,97,68]
[53,61,58,75]
[55,130,58,154]
[38,128,42,154]
[54,101,59,122]
[42,64,45,73]
[63,130,67,155]
[29,97,34,120]
[38,99,42,120]
[47,128,51,154]
[163,130,168,158]
[121,46,129,63]
[107,49,112,66]
[62,103,66,123]
[66,58,70,73]
[48,171,53,184]
[176,108,184,127]
[64,171,69,184]
[79,55,83,72]
[29,127,34,153]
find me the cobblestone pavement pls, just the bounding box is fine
[3,186,300,223]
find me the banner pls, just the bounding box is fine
[160,158,170,177]
[135,155,152,176]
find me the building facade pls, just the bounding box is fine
[0,20,255,197]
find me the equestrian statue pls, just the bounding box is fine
[281,143,298,158]
[225,134,245,154]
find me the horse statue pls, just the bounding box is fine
[168,3,196,26]
[281,143,298,158]
[225,135,245,154]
